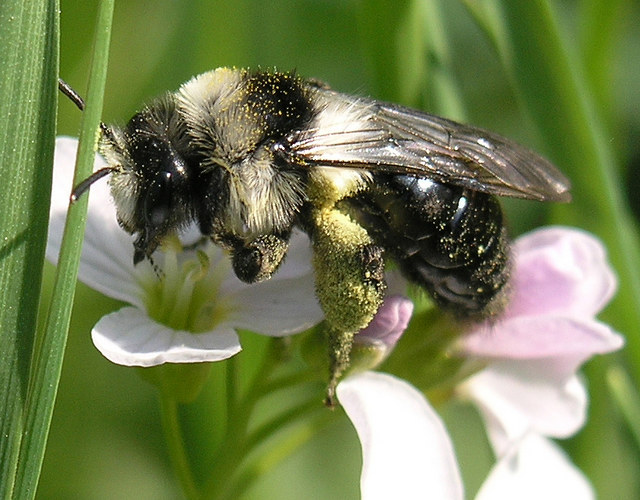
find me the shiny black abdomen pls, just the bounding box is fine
[345,174,510,316]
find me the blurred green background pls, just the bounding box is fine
[42,0,640,498]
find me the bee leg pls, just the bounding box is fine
[310,207,386,406]
[231,232,291,283]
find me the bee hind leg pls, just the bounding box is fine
[309,207,386,407]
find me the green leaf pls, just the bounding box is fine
[578,0,628,117]
[355,0,414,102]
[416,0,467,120]
[0,0,58,497]
[608,366,640,452]
[355,0,468,117]
[8,1,114,497]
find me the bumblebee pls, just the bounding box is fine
[61,68,570,403]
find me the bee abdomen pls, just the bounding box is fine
[345,174,510,317]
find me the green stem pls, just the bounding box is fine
[201,398,328,500]
[221,341,278,442]
[249,370,319,402]
[12,1,113,497]
[195,347,282,498]
[159,395,200,500]
[199,351,324,499]
[222,412,335,500]
[242,398,322,457]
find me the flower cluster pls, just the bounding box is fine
[49,137,623,499]
[338,227,622,499]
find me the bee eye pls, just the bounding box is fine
[144,170,172,228]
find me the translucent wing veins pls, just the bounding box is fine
[288,89,571,202]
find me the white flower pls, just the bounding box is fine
[338,227,624,499]
[47,137,324,366]
[339,371,464,500]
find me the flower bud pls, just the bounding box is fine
[349,295,414,372]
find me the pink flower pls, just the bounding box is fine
[338,227,623,499]
[353,294,414,357]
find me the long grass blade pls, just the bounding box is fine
[12,1,114,497]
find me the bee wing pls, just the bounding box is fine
[289,91,570,202]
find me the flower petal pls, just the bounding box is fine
[92,307,242,366]
[463,316,623,377]
[48,137,147,307]
[223,274,324,336]
[47,137,89,260]
[461,366,587,454]
[356,295,414,349]
[271,230,315,279]
[338,372,464,500]
[476,433,594,500]
[507,227,617,318]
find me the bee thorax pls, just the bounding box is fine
[223,154,306,238]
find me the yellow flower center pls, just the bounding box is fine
[139,236,233,332]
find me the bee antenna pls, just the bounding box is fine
[58,78,85,111]
[70,166,117,203]
[59,78,119,202]
[148,254,165,280]
[59,77,113,138]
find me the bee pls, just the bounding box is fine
[60,68,570,404]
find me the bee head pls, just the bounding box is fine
[62,75,200,266]
[95,97,197,265]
